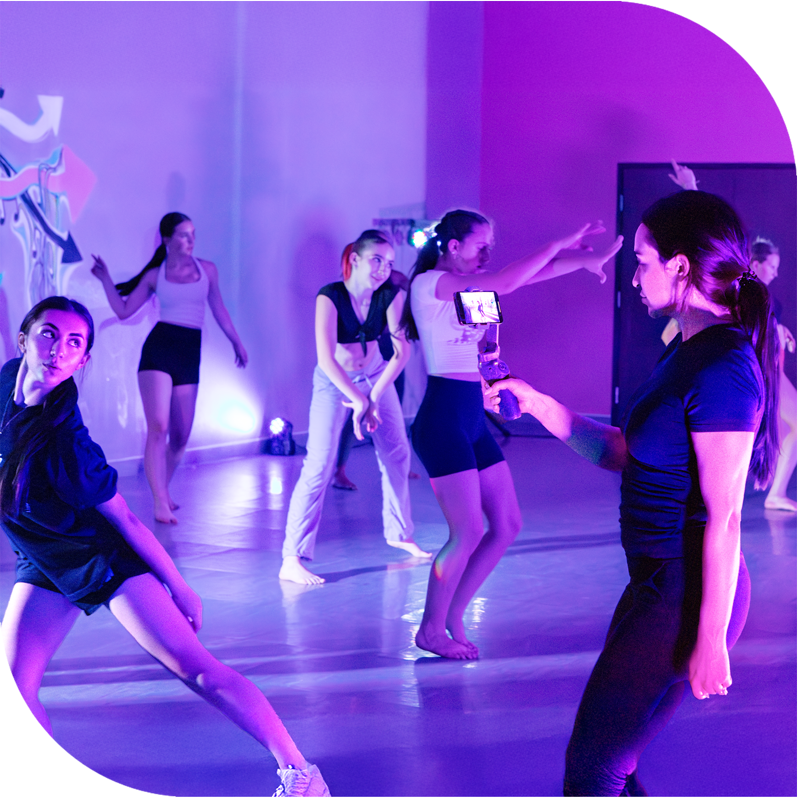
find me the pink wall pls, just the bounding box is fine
[479,2,794,413]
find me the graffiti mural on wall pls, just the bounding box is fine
[0,92,96,306]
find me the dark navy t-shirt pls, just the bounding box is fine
[0,358,143,602]
[619,324,762,559]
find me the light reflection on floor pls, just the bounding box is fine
[0,435,796,797]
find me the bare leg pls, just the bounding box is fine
[138,370,178,524]
[415,469,485,659]
[445,461,522,643]
[165,383,199,509]
[1,583,81,735]
[108,573,307,769]
[765,371,797,511]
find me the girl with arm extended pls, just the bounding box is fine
[91,213,247,524]
[279,230,429,586]
[402,209,622,660]
[0,297,327,797]
[487,191,779,795]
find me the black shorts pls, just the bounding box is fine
[411,376,505,478]
[138,322,201,386]
[15,552,151,616]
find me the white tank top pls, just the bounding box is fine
[410,270,484,375]
[156,257,209,329]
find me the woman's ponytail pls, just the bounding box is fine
[735,271,780,489]
[114,211,191,296]
[115,243,167,296]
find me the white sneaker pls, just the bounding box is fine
[273,763,331,797]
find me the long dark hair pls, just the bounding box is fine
[340,229,391,280]
[115,212,191,296]
[400,209,489,340]
[0,297,95,517]
[641,191,779,488]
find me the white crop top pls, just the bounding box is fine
[156,258,209,329]
[410,270,484,375]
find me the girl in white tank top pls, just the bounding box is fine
[402,209,621,660]
[92,213,248,524]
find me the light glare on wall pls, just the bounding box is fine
[219,402,257,434]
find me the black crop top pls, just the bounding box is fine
[317,277,402,355]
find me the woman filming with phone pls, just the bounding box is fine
[486,191,778,795]
[402,209,622,659]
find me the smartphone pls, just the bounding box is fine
[453,290,503,325]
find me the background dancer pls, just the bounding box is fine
[332,269,419,491]
[489,191,778,795]
[748,237,796,511]
[0,297,328,797]
[402,209,622,659]
[92,212,248,524]
[280,230,430,586]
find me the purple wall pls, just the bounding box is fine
[478,2,794,413]
[0,0,794,453]
[0,1,426,466]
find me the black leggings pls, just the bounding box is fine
[563,548,750,796]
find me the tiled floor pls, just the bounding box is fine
[1,433,796,797]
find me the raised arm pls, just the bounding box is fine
[91,256,156,320]
[435,223,622,298]
[202,259,248,367]
[687,429,754,700]
[97,492,203,631]
[486,377,629,471]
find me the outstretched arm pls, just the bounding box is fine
[687,429,753,700]
[91,256,155,320]
[97,492,203,631]
[435,223,622,298]
[486,377,628,471]
[202,260,248,367]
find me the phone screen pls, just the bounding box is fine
[454,291,503,325]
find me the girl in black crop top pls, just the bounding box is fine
[279,230,430,585]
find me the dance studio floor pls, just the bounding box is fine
[0,431,796,797]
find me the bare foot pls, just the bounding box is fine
[279,556,326,585]
[169,498,180,511]
[154,499,178,524]
[387,540,433,558]
[409,471,420,480]
[415,627,477,660]
[765,495,797,512]
[446,618,479,656]
[332,468,357,491]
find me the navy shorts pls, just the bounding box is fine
[138,322,201,386]
[15,552,151,616]
[411,376,505,478]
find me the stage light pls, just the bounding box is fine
[269,477,283,495]
[265,417,296,455]
[408,220,437,249]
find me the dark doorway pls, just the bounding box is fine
[612,163,797,426]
